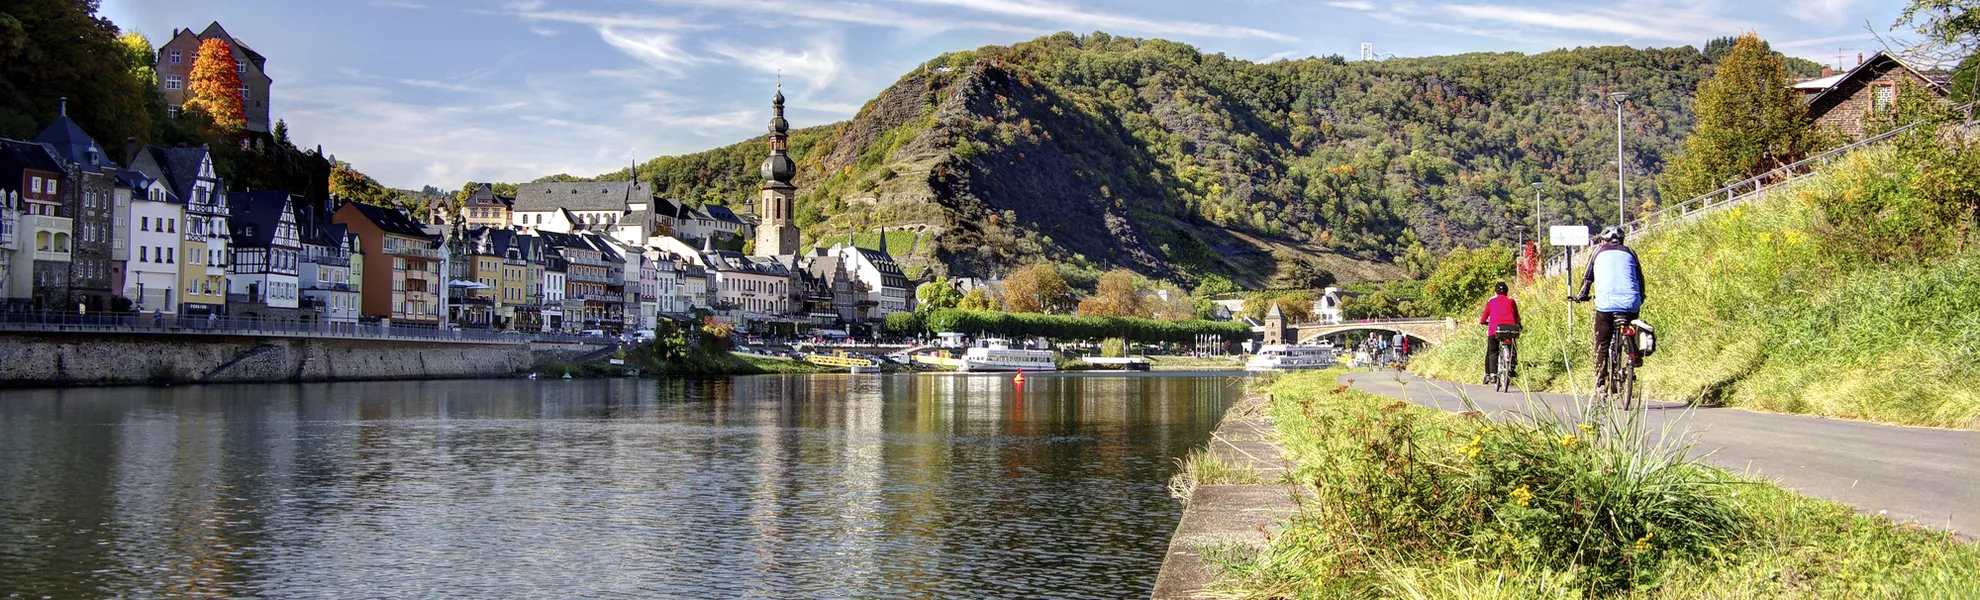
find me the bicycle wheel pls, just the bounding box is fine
[1497,341,1514,393]
[1617,358,1635,411]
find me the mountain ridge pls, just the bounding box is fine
[571,33,1747,287]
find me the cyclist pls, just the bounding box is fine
[1479,282,1521,384]
[1570,226,1645,387]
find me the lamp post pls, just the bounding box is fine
[1532,181,1544,244]
[1609,91,1629,228]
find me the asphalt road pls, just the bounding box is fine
[1339,370,1980,538]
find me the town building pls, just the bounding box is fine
[298,215,359,325]
[0,139,70,309]
[130,145,229,317]
[457,183,515,229]
[334,202,441,325]
[531,232,567,332]
[824,235,911,320]
[510,181,650,233]
[703,245,792,325]
[157,22,273,132]
[121,169,181,314]
[36,102,119,312]
[225,191,302,321]
[1794,51,1948,140]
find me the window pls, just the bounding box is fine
[1872,84,1896,113]
[48,180,57,195]
[141,216,149,231]
[169,49,182,64]
[236,60,245,73]
[139,247,148,262]
[168,219,175,233]
[30,177,40,194]
[166,247,173,263]
[165,75,183,91]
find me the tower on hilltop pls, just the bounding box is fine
[756,84,800,257]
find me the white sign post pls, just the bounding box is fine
[1549,225,1590,247]
[1549,225,1591,347]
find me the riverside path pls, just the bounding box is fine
[1342,371,1980,538]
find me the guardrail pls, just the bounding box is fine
[1543,108,1971,276]
[0,311,621,346]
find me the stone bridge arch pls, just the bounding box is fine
[1292,318,1456,346]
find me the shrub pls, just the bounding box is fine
[1422,245,1514,317]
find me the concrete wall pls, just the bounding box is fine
[0,332,601,387]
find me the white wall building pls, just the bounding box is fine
[123,172,181,313]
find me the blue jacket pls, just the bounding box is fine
[1581,243,1644,313]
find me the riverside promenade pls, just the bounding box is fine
[1149,390,1301,599]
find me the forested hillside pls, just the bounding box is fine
[588,33,1782,287]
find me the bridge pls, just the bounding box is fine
[1290,318,1455,345]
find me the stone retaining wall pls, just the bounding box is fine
[0,332,601,387]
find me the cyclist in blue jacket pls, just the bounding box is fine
[1571,227,1644,387]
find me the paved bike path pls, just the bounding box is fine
[1340,371,1980,537]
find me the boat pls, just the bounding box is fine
[848,365,883,374]
[958,338,1058,372]
[1244,343,1338,371]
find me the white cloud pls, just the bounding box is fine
[706,36,847,91]
[902,0,1297,41]
[1325,1,1375,10]
[1446,4,1691,42]
[596,27,703,74]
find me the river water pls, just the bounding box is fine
[0,373,1241,599]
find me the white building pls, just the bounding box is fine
[825,240,911,320]
[225,191,301,317]
[121,170,180,313]
[299,220,360,324]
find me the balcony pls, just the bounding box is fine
[303,281,353,292]
[568,271,612,284]
[582,294,623,304]
[565,254,611,268]
[308,254,350,267]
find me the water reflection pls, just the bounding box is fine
[0,373,1238,598]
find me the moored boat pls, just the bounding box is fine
[1244,343,1337,371]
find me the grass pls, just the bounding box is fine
[1410,146,1980,429]
[1145,354,1247,368]
[1168,446,1264,503]
[729,352,838,374]
[1204,370,1980,599]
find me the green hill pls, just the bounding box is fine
[1409,144,1980,429]
[588,33,1735,287]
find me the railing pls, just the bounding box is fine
[1544,106,1971,276]
[0,311,622,345]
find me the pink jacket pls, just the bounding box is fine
[1480,294,1520,335]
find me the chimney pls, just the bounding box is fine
[58,96,67,117]
[1821,66,1833,77]
[125,137,139,166]
[1858,52,1864,66]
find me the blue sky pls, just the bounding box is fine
[101,0,1909,190]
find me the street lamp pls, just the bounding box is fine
[1609,91,1629,227]
[1531,181,1544,245]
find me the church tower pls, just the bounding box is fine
[756,85,800,256]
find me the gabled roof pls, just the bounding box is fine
[512,181,652,212]
[702,204,743,224]
[196,21,265,67]
[227,191,293,247]
[1797,51,1945,107]
[0,138,66,188]
[130,146,215,203]
[462,183,514,208]
[114,169,156,192]
[35,112,118,173]
[340,201,431,239]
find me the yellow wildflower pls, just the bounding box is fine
[1578,423,1595,435]
[1632,531,1654,553]
[1559,433,1579,448]
[1510,485,1533,507]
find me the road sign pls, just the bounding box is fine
[1550,225,1590,247]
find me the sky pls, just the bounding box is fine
[100,0,1913,191]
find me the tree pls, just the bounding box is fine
[329,162,401,207]
[1076,269,1146,318]
[957,288,997,311]
[1241,290,1315,323]
[1002,263,1070,313]
[182,37,245,132]
[114,32,155,87]
[0,0,153,151]
[1146,286,1198,322]
[1275,259,1336,290]
[1660,33,1809,202]
[1421,245,1515,316]
[1192,273,1238,297]
[882,311,924,337]
[916,277,961,312]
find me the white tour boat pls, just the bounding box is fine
[1244,343,1338,371]
[958,338,1058,372]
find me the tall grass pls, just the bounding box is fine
[1208,371,1980,599]
[1168,446,1264,502]
[1411,147,1980,429]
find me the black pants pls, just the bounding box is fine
[1593,311,1638,383]
[1484,333,1516,378]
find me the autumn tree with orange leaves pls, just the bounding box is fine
[182,38,245,132]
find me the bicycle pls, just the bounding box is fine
[1490,323,1521,393]
[1570,298,1642,410]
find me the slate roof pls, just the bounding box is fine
[227,191,293,248]
[512,181,653,212]
[114,169,155,193]
[704,249,790,277]
[130,146,215,203]
[343,201,431,239]
[0,138,66,187]
[34,114,118,174]
[1796,51,1944,106]
[852,247,908,289]
[702,204,744,224]
[462,183,514,208]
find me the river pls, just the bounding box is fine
[0,373,1242,599]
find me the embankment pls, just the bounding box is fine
[1150,389,1300,600]
[0,331,607,387]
